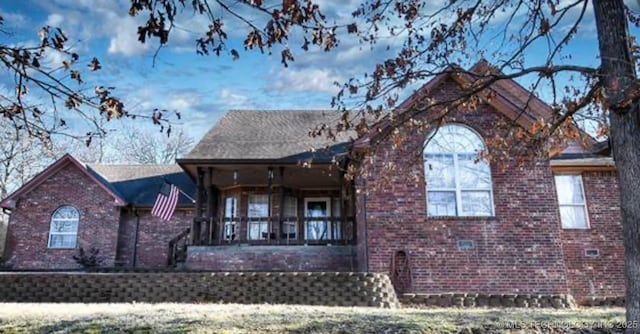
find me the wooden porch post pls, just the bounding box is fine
[204,167,213,245]
[267,167,274,242]
[278,167,285,243]
[340,172,347,245]
[192,167,205,245]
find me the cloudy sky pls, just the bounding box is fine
[0,0,637,141]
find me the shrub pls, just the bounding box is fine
[72,247,104,268]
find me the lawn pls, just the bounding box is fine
[0,303,628,333]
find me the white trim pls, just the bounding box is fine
[48,206,80,249]
[304,197,331,240]
[554,174,590,229]
[550,157,614,167]
[424,124,495,217]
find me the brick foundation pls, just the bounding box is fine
[186,245,357,271]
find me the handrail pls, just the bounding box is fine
[167,227,191,267]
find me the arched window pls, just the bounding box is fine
[424,124,494,216]
[48,206,79,248]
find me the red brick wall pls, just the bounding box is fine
[356,78,569,295]
[186,245,357,271]
[3,164,121,269]
[560,171,624,301]
[128,209,193,268]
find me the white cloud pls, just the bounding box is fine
[3,12,27,28]
[220,89,251,108]
[268,68,342,94]
[45,13,64,27]
[107,16,153,56]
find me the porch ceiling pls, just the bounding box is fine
[179,163,343,189]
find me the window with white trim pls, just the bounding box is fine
[223,197,237,240]
[282,196,297,240]
[424,124,494,216]
[48,206,79,248]
[554,174,589,229]
[248,194,270,240]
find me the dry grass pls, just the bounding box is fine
[0,303,627,333]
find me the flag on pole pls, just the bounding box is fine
[151,182,179,221]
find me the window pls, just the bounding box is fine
[555,174,589,229]
[304,197,331,240]
[248,194,270,240]
[282,196,297,240]
[223,197,237,240]
[424,124,494,216]
[48,206,79,248]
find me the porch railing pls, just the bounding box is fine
[191,216,355,246]
[167,227,191,266]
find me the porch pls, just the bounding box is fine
[171,162,358,270]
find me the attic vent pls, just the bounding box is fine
[585,248,600,257]
[457,240,474,250]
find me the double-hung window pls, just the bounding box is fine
[282,196,298,240]
[554,174,589,229]
[248,194,270,240]
[424,124,494,216]
[48,206,79,248]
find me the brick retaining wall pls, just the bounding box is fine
[0,272,398,307]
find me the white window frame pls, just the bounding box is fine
[304,197,331,240]
[48,206,79,249]
[554,174,590,229]
[247,194,270,240]
[282,196,298,240]
[424,125,495,217]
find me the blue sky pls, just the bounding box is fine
[0,0,638,141]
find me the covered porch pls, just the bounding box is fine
[179,162,356,248]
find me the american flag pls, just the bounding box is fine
[151,183,179,221]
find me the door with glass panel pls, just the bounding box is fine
[304,198,331,241]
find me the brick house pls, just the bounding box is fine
[0,62,623,302]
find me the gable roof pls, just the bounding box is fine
[181,110,356,163]
[0,154,126,209]
[354,60,594,150]
[0,155,197,210]
[88,164,195,207]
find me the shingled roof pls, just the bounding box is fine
[182,110,356,162]
[88,164,195,207]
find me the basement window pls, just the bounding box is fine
[457,240,474,250]
[585,249,600,257]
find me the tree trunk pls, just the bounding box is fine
[592,0,640,332]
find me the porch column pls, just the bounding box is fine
[340,172,347,245]
[203,167,213,245]
[278,167,285,243]
[192,167,205,245]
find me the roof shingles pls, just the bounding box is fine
[184,110,355,161]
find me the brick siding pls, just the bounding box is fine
[559,171,625,302]
[116,209,193,268]
[357,78,570,295]
[186,245,357,271]
[3,164,121,269]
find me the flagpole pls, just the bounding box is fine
[178,188,196,203]
[162,177,196,203]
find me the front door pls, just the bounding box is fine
[304,197,331,240]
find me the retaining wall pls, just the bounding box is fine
[0,272,398,307]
